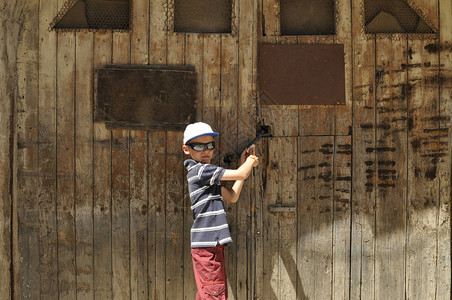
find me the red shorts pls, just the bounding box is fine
[191,245,228,299]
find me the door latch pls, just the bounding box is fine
[268,204,296,212]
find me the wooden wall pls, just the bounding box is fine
[11,0,451,299]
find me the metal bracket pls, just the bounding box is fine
[268,204,296,212]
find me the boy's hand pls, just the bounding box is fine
[240,145,256,166]
[246,155,259,167]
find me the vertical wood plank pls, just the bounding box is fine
[262,0,279,38]
[165,131,185,299]
[93,31,112,300]
[166,19,185,299]
[52,28,72,300]
[185,33,204,122]
[74,31,94,299]
[148,131,166,300]
[237,0,258,298]
[130,0,149,298]
[220,32,239,300]
[374,36,408,300]
[184,33,203,299]
[278,137,297,299]
[129,129,148,300]
[253,138,265,300]
[335,0,353,135]
[202,35,221,138]
[350,0,376,297]
[149,0,167,297]
[438,0,452,297]
[406,34,440,299]
[111,31,131,300]
[38,0,58,298]
[56,30,76,299]
[262,138,280,300]
[149,0,167,65]
[297,136,334,299]
[16,0,40,297]
[333,135,352,299]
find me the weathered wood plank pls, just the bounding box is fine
[374,36,408,300]
[406,33,440,299]
[237,0,258,298]
[56,31,76,299]
[165,20,185,299]
[149,0,167,65]
[74,31,94,299]
[202,35,221,138]
[150,131,166,300]
[16,0,40,297]
[165,131,185,299]
[220,32,239,300]
[93,31,112,300]
[111,31,131,300]
[185,33,204,122]
[333,135,352,299]
[148,0,167,297]
[262,0,279,38]
[130,0,149,298]
[38,0,59,298]
[350,0,376,297]
[437,0,452,297]
[297,136,334,299]
[129,127,147,300]
[335,0,353,136]
[184,33,203,299]
[262,138,280,300]
[278,137,297,299]
[253,138,265,300]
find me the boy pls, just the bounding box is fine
[182,122,258,299]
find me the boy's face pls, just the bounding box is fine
[182,135,215,164]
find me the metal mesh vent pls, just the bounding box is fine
[52,0,130,30]
[174,0,232,33]
[364,0,435,33]
[280,0,335,35]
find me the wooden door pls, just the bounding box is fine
[254,136,352,299]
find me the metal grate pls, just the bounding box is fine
[280,0,335,35]
[52,0,130,30]
[173,0,232,33]
[364,0,435,34]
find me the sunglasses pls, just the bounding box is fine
[186,142,216,151]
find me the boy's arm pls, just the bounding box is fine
[221,155,258,181]
[221,180,245,203]
[221,148,258,203]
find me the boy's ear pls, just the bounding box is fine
[182,144,190,155]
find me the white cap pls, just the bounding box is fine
[183,122,219,144]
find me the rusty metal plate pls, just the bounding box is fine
[174,0,231,33]
[259,44,346,105]
[94,65,197,130]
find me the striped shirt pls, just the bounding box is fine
[184,159,232,248]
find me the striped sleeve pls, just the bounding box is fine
[197,164,225,186]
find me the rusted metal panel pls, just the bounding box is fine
[94,65,197,130]
[174,0,232,33]
[280,0,335,35]
[259,43,346,105]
